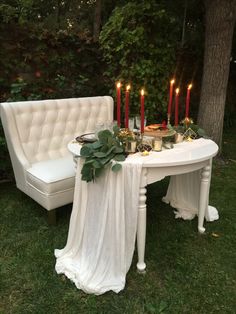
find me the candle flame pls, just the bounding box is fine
[170,79,175,85]
[175,88,180,95]
[141,89,145,96]
[126,84,131,91]
[116,82,121,88]
[188,84,192,90]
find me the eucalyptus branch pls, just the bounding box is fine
[80,126,126,182]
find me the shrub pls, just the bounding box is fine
[99,1,180,122]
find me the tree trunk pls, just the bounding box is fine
[93,0,102,42]
[198,0,236,151]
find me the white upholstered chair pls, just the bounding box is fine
[0,96,113,223]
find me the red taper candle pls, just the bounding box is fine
[140,89,145,133]
[125,84,130,128]
[116,82,121,127]
[175,88,180,126]
[185,84,192,118]
[167,79,175,116]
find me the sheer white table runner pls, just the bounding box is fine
[55,157,143,295]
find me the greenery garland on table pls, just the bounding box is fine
[80,126,127,182]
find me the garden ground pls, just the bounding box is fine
[0,128,235,314]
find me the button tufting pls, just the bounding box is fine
[11,97,113,162]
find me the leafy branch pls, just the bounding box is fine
[80,126,126,182]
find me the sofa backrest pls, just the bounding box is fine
[1,96,113,164]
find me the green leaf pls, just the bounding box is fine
[81,164,91,175]
[84,159,94,165]
[113,125,120,135]
[114,146,124,153]
[94,167,104,177]
[92,160,102,168]
[91,141,103,149]
[113,154,126,161]
[98,129,112,143]
[104,146,116,156]
[93,151,107,158]
[100,153,116,165]
[101,144,109,153]
[80,145,92,157]
[81,164,93,182]
[112,163,122,172]
[197,128,206,137]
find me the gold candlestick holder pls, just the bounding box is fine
[183,117,193,129]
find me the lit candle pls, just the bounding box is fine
[140,89,145,133]
[175,88,180,126]
[167,79,175,117]
[185,83,192,118]
[125,84,130,128]
[116,82,121,127]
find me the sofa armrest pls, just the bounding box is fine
[1,103,31,187]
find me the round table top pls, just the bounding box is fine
[68,138,218,168]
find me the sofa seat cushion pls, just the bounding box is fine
[26,156,75,195]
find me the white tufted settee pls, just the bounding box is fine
[0,96,113,222]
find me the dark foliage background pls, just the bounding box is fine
[0,0,235,180]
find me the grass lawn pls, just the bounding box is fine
[0,130,236,314]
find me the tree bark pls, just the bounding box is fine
[93,0,102,42]
[198,0,236,151]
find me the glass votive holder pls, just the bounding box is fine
[126,140,137,153]
[137,143,152,155]
[142,135,154,147]
[175,132,184,143]
[135,115,147,130]
[128,117,135,131]
[153,136,162,151]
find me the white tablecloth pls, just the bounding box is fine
[55,158,143,295]
[55,139,219,294]
[163,169,219,221]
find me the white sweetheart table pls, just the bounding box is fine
[55,138,218,294]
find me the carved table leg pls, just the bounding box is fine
[198,165,211,233]
[136,172,147,273]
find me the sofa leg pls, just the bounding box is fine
[47,209,56,225]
